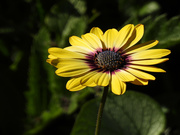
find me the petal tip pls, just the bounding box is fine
[155,40,159,44]
[90,27,101,32]
[135,24,144,27]
[167,49,171,55]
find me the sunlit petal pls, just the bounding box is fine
[64,46,92,54]
[125,67,156,80]
[130,49,171,60]
[124,40,158,54]
[128,65,166,72]
[90,27,103,40]
[69,36,95,52]
[114,24,134,49]
[55,60,90,77]
[94,71,110,86]
[129,58,169,65]
[103,28,118,49]
[80,71,98,87]
[66,77,86,91]
[48,47,85,59]
[82,33,102,50]
[115,69,136,82]
[111,73,126,95]
[131,78,149,85]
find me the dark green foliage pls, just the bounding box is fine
[1,0,180,135]
[71,91,165,135]
[141,14,180,48]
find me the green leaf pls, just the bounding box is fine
[25,27,64,134]
[44,0,87,47]
[68,87,95,114]
[25,0,89,132]
[138,1,160,16]
[141,14,180,48]
[118,0,160,18]
[71,91,165,135]
[9,50,23,71]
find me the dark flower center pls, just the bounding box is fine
[94,50,125,71]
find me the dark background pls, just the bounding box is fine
[0,0,179,135]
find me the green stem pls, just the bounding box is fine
[95,86,109,135]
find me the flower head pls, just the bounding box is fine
[47,24,171,95]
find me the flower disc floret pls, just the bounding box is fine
[94,50,126,71]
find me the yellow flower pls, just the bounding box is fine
[47,24,171,95]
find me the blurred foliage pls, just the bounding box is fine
[1,0,180,135]
[72,91,165,135]
[141,14,180,49]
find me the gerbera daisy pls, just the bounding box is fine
[47,24,170,95]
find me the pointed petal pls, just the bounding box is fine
[55,60,90,77]
[69,36,95,52]
[66,78,86,91]
[55,59,87,68]
[80,71,98,87]
[46,58,59,67]
[125,67,156,80]
[124,40,158,55]
[103,28,118,49]
[129,58,169,65]
[64,45,91,55]
[131,78,149,85]
[128,24,144,47]
[94,71,110,86]
[48,47,85,59]
[114,24,134,49]
[90,27,103,40]
[48,54,57,59]
[130,49,171,60]
[115,69,136,82]
[133,24,144,43]
[128,65,166,72]
[111,73,126,95]
[82,33,102,50]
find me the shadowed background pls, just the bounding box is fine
[0,0,180,135]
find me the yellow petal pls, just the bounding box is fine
[69,36,95,52]
[115,69,136,82]
[125,67,155,80]
[114,24,134,49]
[48,54,57,59]
[46,58,51,64]
[129,58,169,65]
[111,73,126,95]
[66,78,86,91]
[128,65,166,72]
[46,58,59,67]
[55,62,90,77]
[124,40,158,55]
[48,47,85,59]
[131,78,148,85]
[82,33,102,50]
[130,49,171,60]
[80,71,98,87]
[56,59,88,68]
[129,24,144,47]
[83,82,97,87]
[64,46,91,54]
[94,71,110,86]
[121,24,144,50]
[103,28,118,49]
[90,27,103,40]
